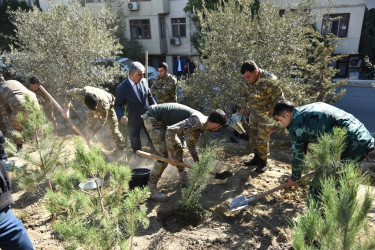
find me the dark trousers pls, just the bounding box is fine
[0,206,34,250]
[129,118,152,153]
[175,71,182,80]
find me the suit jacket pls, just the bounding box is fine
[173,59,185,73]
[114,78,156,125]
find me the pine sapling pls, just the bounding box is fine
[5,93,65,192]
[178,140,223,221]
[292,127,375,249]
[46,140,150,249]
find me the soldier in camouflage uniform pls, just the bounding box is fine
[240,60,284,173]
[142,103,227,202]
[273,100,375,203]
[62,86,124,150]
[0,77,39,149]
[27,77,58,131]
[150,62,177,104]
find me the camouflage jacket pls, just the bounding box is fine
[241,69,283,117]
[150,74,177,103]
[64,86,115,133]
[165,112,208,162]
[0,80,38,108]
[27,85,55,121]
[287,102,375,180]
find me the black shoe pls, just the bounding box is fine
[255,159,267,173]
[244,154,260,166]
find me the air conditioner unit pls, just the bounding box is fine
[170,37,181,46]
[349,57,362,68]
[128,2,139,11]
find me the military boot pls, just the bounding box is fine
[255,158,268,173]
[148,181,168,202]
[244,154,260,166]
[179,170,189,187]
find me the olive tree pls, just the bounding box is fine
[4,0,123,93]
[182,0,347,112]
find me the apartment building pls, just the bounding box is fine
[37,0,198,73]
[34,0,375,77]
[119,0,198,72]
[276,0,373,78]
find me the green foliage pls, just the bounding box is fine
[178,141,223,220]
[0,0,31,51]
[303,127,347,175]
[292,128,375,249]
[46,140,150,249]
[359,9,375,79]
[292,163,375,249]
[5,94,65,192]
[182,0,347,112]
[4,0,123,93]
[107,0,144,63]
[121,38,145,63]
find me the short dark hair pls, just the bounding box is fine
[84,93,100,111]
[158,62,168,70]
[29,76,41,85]
[240,60,258,75]
[208,109,227,127]
[272,100,295,117]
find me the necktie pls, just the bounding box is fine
[136,84,143,103]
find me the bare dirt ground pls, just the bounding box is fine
[8,126,375,249]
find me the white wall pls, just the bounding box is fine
[313,6,366,54]
[273,0,366,54]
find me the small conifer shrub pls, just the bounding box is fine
[292,128,375,249]
[46,140,150,249]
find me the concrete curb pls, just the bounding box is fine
[334,79,375,87]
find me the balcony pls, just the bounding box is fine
[152,0,170,14]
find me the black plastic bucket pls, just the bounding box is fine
[129,168,151,189]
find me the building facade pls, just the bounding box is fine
[119,0,198,72]
[276,0,372,78]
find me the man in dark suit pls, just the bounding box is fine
[173,56,184,80]
[114,62,156,153]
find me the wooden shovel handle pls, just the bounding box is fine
[136,150,217,176]
[251,171,315,203]
[39,85,89,144]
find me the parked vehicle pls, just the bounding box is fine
[115,56,158,85]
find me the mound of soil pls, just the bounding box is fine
[8,126,375,249]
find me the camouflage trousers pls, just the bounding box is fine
[89,107,124,150]
[142,112,184,185]
[248,112,275,161]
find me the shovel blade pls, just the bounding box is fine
[229,195,250,212]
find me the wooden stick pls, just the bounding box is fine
[39,85,90,144]
[249,171,316,203]
[136,150,216,176]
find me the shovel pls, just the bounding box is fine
[229,171,315,212]
[136,150,233,180]
[39,85,90,145]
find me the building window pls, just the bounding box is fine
[322,13,350,37]
[171,18,186,37]
[160,18,165,38]
[130,19,151,39]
